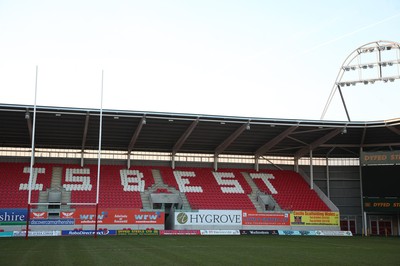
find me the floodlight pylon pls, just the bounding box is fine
[321,40,400,121]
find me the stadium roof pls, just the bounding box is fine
[1,103,399,159]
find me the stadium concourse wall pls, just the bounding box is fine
[0,156,351,233]
[299,165,363,235]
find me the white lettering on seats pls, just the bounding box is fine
[173,171,203,192]
[250,173,278,194]
[19,167,44,191]
[63,168,92,191]
[120,169,145,192]
[213,172,244,193]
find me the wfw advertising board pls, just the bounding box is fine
[60,208,164,225]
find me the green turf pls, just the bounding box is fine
[0,236,399,266]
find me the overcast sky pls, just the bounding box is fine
[1,0,400,121]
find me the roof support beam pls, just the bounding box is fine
[294,128,342,159]
[387,126,400,135]
[127,116,146,153]
[255,126,297,157]
[214,122,249,156]
[360,127,367,147]
[172,118,199,155]
[80,112,90,167]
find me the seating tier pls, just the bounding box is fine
[250,170,330,211]
[0,163,52,208]
[0,163,330,211]
[158,167,255,210]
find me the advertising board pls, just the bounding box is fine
[60,208,164,225]
[240,230,279,235]
[242,210,290,226]
[13,231,61,237]
[0,209,27,225]
[30,211,48,219]
[61,229,117,236]
[117,229,159,236]
[200,230,240,235]
[175,210,242,226]
[290,211,339,226]
[159,230,200,235]
[30,219,74,225]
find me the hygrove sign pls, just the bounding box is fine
[175,210,242,225]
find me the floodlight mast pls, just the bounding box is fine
[321,40,400,121]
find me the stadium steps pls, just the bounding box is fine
[60,190,72,211]
[50,166,63,188]
[36,190,49,211]
[139,169,191,210]
[241,172,265,212]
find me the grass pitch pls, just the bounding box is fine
[0,235,399,265]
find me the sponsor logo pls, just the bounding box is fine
[13,231,61,237]
[32,212,46,218]
[30,219,75,225]
[278,230,317,236]
[134,212,162,224]
[62,229,116,236]
[175,210,242,225]
[176,213,189,224]
[113,214,128,224]
[79,211,108,223]
[30,211,48,219]
[200,230,240,235]
[117,229,159,236]
[61,212,74,218]
[292,216,305,225]
[159,230,200,236]
[0,209,27,223]
[315,230,352,236]
[240,230,279,235]
[242,211,290,226]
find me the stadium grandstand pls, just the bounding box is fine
[1,40,400,238]
[0,99,399,236]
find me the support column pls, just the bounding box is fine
[80,151,84,167]
[254,155,259,172]
[171,154,176,169]
[326,156,330,198]
[127,153,131,169]
[310,150,314,190]
[364,211,368,236]
[359,148,366,236]
[214,155,218,171]
[294,157,299,173]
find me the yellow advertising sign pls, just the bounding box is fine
[290,211,339,226]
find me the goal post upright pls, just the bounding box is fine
[94,70,104,238]
[26,66,38,240]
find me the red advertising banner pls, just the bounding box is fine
[133,211,164,224]
[30,211,48,219]
[242,210,290,226]
[60,208,164,225]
